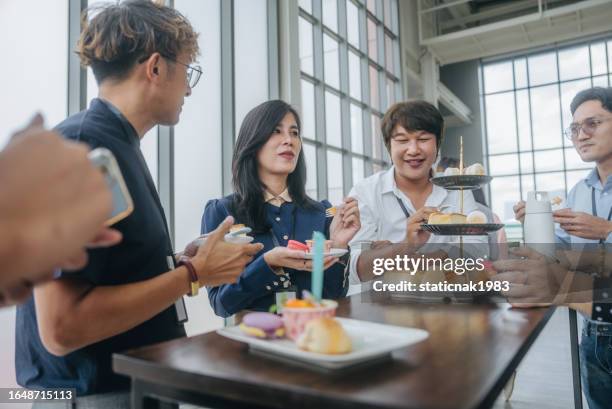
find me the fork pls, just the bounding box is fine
[325,206,339,218]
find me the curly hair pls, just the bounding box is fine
[76,0,199,84]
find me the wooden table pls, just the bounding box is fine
[114,292,554,409]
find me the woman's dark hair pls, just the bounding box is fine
[230,100,319,233]
[570,87,612,115]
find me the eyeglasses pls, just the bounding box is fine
[564,117,612,140]
[138,54,202,89]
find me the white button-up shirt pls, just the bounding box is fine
[347,166,487,284]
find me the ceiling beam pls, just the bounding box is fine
[422,0,612,45]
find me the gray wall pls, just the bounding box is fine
[439,60,485,168]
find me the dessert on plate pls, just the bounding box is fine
[239,312,285,339]
[296,317,352,354]
[427,212,467,224]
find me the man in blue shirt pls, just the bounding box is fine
[15,2,262,408]
[511,87,612,409]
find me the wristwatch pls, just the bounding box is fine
[178,256,199,297]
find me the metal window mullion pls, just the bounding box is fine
[376,11,386,113]
[359,3,373,176]
[157,0,175,246]
[312,0,328,199]
[158,125,174,247]
[267,0,280,99]
[606,39,610,86]
[280,0,301,105]
[479,62,493,206]
[338,0,352,196]
[510,59,524,202]
[393,0,402,99]
[221,0,235,196]
[589,41,595,87]
[67,0,87,116]
[554,50,569,196]
[525,56,537,194]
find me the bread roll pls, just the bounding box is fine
[443,167,460,176]
[296,317,352,354]
[466,210,487,224]
[427,212,467,224]
[465,163,485,175]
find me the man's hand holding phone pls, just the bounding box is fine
[0,115,123,305]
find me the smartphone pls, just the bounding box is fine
[88,147,134,226]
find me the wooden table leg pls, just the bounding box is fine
[569,309,583,409]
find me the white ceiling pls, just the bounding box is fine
[419,0,612,65]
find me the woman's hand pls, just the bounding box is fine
[264,247,338,271]
[330,197,361,249]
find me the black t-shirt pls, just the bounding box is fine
[15,98,186,395]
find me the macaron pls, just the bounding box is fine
[287,240,309,251]
[239,312,285,339]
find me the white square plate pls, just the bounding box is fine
[217,318,429,369]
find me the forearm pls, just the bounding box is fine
[35,267,190,356]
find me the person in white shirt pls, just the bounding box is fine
[348,100,486,284]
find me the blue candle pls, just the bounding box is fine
[311,231,325,301]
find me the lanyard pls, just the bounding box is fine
[591,187,612,244]
[396,196,411,218]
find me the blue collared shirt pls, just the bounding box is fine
[201,195,348,318]
[557,168,612,246]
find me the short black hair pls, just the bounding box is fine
[570,87,612,115]
[381,100,445,152]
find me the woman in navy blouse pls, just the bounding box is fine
[202,100,361,317]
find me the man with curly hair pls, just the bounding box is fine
[15,2,263,407]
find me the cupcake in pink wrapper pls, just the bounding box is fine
[305,239,333,253]
[281,299,338,341]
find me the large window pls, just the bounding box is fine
[481,38,612,238]
[0,1,68,147]
[298,0,400,203]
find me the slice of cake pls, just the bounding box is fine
[427,212,467,224]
